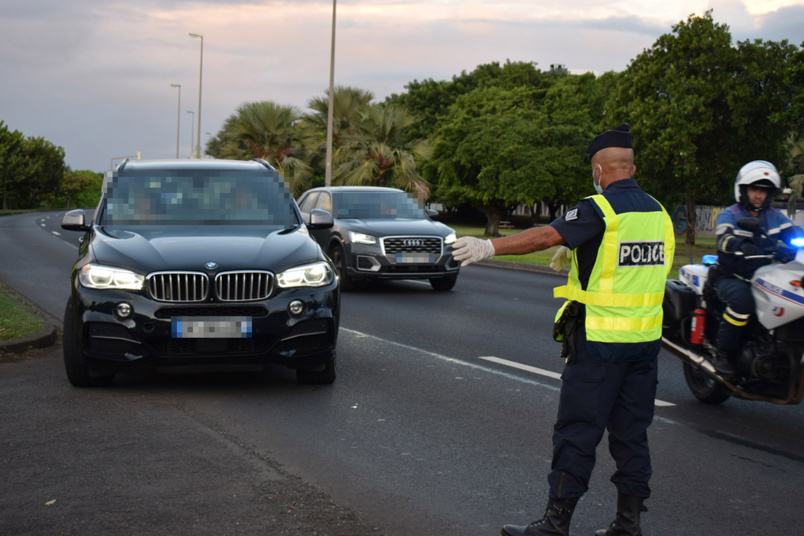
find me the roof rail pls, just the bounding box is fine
[252,158,277,171]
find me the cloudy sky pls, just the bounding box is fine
[2,0,803,173]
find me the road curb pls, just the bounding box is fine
[0,280,60,356]
[474,259,569,277]
[0,322,59,354]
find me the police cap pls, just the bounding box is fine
[587,123,632,159]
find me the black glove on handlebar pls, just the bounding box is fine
[775,244,796,263]
[739,242,761,256]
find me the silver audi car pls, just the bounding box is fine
[296,186,460,291]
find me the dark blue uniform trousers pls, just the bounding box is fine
[548,324,658,500]
[714,276,754,353]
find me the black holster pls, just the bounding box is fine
[553,301,583,362]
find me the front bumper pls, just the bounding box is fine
[70,282,339,374]
[345,244,460,280]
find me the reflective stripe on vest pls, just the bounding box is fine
[553,194,675,344]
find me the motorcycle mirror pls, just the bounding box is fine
[737,217,762,233]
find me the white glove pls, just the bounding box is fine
[549,246,572,272]
[453,236,495,267]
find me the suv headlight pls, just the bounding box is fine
[349,231,377,245]
[276,261,334,288]
[445,232,457,245]
[79,263,145,290]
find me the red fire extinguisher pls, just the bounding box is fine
[690,306,706,345]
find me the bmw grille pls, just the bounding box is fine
[215,271,273,302]
[147,272,209,303]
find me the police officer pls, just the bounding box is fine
[712,161,801,380]
[453,123,675,536]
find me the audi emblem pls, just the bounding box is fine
[403,239,423,247]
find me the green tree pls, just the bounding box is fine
[0,122,65,210]
[609,11,799,245]
[0,121,26,210]
[19,136,64,208]
[61,169,102,208]
[388,61,547,143]
[335,103,432,197]
[533,73,601,220]
[207,101,312,195]
[431,86,543,235]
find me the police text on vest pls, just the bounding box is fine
[618,242,665,266]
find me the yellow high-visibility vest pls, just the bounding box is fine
[554,194,675,343]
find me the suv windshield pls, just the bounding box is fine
[99,170,299,227]
[333,191,425,220]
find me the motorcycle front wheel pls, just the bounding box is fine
[682,362,732,405]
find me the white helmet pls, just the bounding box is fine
[734,160,781,209]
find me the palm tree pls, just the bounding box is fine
[299,86,374,176]
[335,103,432,199]
[207,101,313,195]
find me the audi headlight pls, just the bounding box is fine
[79,263,144,290]
[445,232,457,245]
[276,261,334,288]
[349,231,377,245]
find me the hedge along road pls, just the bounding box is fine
[2,211,804,536]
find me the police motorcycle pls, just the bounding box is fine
[661,218,804,405]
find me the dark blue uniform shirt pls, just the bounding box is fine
[549,178,663,362]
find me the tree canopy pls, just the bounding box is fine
[0,121,65,210]
[609,11,801,244]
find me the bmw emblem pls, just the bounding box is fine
[205,262,218,270]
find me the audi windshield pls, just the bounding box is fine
[333,191,425,220]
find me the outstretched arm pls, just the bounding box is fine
[453,226,566,267]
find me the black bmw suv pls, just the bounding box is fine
[61,159,339,387]
[297,186,460,290]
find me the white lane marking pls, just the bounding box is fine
[342,327,675,405]
[341,327,560,391]
[51,231,61,236]
[479,355,561,379]
[479,355,676,407]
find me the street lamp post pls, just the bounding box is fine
[189,32,204,159]
[170,83,181,158]
[325,0,336,186]
[186,110,195,158]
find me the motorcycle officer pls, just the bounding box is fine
[713,160,801,379]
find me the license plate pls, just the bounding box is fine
[171,316,252,339]
[395,252,433,264]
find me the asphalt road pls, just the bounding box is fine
[2,211,804,535]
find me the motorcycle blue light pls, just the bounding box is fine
[790,238,804,247]
[702,254,718,265]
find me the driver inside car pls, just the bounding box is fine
[713,160,804,380]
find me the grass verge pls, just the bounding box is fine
[0,282,44,343]
[450,224,717,277]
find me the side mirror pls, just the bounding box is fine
[736,217,762,234]
[61,209,90,232]
[425,208,439,218]
[308,208,333,230]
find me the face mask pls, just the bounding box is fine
[592,166,603,194]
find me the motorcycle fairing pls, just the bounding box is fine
[752,258,804,329]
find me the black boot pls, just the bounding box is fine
[595,494,646,536]
[713,348,737,381]
[501,497,578,536]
